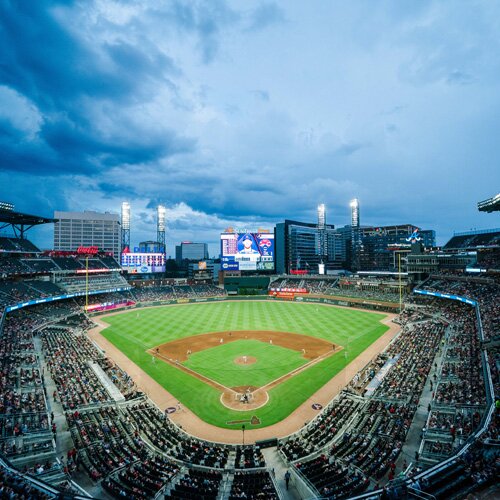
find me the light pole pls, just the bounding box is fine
[242,424,245,445]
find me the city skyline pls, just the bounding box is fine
[1,1,499,255]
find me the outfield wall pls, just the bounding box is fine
[87,293,398,318]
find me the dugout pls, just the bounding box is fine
[223,276,271,295]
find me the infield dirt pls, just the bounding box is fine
[149,330,338,362]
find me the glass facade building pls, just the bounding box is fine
[357,225,436,271]
[175,242,209,262]
[275,220,342,274]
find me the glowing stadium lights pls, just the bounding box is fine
[157,204,167,255]
[350,198,360,228]
[157,205,166,232]
[317,204,326,229]
[121,202,130,252]
[0,201,14,211]
[350,198,361,270]
[121,202,130,230]
[317,204,327,272]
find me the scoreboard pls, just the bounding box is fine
[220,231,274,271]
[121,252,165,273]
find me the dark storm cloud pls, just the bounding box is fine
[0,1,129,108]
[0,0,195,176]
[1,0,499,252]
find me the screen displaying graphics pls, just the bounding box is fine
[121,252,166,273]
[220,232,274,271]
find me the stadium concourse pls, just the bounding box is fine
[0,237,498,499]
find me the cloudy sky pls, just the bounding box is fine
[1,0,499,256]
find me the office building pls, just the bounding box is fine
[53,210,121,258]
[275,220,339,274]
[175,242,209,263]
[357,224,436,271]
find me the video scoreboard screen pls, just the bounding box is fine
[121,252,165,273]
[220,231,274,271]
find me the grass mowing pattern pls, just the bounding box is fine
[183,339,308,388]
[101,301,389,429]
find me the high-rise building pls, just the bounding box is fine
[53,210,121,258]
[175,242,209,263]
[357,224,436,271]
[275,219,338,274]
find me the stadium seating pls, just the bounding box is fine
[295,454,370,499]
[443,230,500,250]
[0,266,497,499]
[229,470,278,499]
[0,237,41,253]
[55,273,129,293]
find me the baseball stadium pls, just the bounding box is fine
[0,204,498,500]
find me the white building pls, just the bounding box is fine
[53,210,121,258]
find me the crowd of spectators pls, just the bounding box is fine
[56,273,130,294]
[0,237,40,253]
[269,277,337,294]
[0,248,121,278]
[124,400,230,468]
[67,405,148,481]
[408,278,498,485]
[279,396,362,461]
[130,284,226,302]
[229,470,278,499]
[42,328,117,409]
[102,455,179,499]
[295,454,370,499]
[168,468,222,499]
[234,445,265,468]
[0,308,69,493]
[0,263,497,499]
[0,465,54,499]
[421,275,499,341]
[373,319,444,404]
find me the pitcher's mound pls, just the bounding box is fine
[234,356,257,365]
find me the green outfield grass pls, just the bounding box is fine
[100,300,389,429]
[183,339,307,388]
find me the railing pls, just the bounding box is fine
[408,486,436,499]
[290,466,319,500]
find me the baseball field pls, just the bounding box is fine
[99,300,389,429]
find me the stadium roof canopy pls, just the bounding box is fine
[0,207,56,239]
[478,193,500,212]
[443,228,500,250]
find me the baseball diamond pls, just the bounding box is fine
[96,300,393,433]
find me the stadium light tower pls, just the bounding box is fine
[157,204,166,256]
[317,203,327,273]
[350,198,360,270]
[350,198,360,228]
[121,202,130,252]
